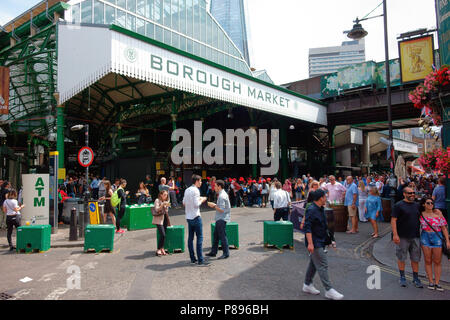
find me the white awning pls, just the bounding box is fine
[57,23,327,126]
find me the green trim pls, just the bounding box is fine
[351,118,416,128]
[109,24,327,107]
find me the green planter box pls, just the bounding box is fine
[263,221,294,250]
[156,225,185,253]
[128,204,155,231]
[84,224,115,253]
[119,204,155,230]
[211,222,239,249]
[16,225,51,253]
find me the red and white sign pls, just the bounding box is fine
[77,147,94,167]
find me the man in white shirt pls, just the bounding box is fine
[273,181,291,221]
[183,174,208,266]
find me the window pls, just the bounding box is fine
[145,0,153,19]
[81,0,93,23]
[155,25,163,42]
[105,5,115,24]
[94,0,104,24]
[200,8,205,43]
[116,9,126,27]
[179,0,186,34]
[179,35,186,51]
[137,0,146,16]
[146,21,155,38]
[72,3,80,23]
[127,13,136,31]
[172,0,179,32]
[163,0,171,28]
[186,0,193,37]
[136,18,145,35]
[172,33,180,49]
[117,0,126,9]
[193,0,199,40]
[154,0,162,24]
[164,29,171,45]
[127,0,136,12]
[187,39,193,53]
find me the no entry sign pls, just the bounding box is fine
[78,147,94,167]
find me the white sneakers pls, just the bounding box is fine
[325,288,344,300]
[303,284,344,300]
[302,283,320,295]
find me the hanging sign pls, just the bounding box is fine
[78,147,94,167]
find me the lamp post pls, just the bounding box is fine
[71,124,90,237]
[346,0,397,200]
[346,0,393,174]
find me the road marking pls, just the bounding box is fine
[82,262,98,270]
[10,289,32,300]
[57,260,75,270]
[38,273,57,282]
[377,265,450,290]
[45,287,69,300]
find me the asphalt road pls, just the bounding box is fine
[0,206,449,300]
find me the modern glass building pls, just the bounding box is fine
[68,0,252,75]
[309,40,365,77]
[210,0,250,67]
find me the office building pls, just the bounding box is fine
[309,39,365,77]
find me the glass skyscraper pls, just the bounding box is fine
[209,0,251,67]
[68,0,252,75]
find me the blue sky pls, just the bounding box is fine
[0,0,43,25]
[0,0,438,84]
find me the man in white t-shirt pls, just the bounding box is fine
[3,189,25,251]
[183,174,208,266]
[273,181,291,221]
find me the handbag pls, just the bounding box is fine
[151,200,167,217]
[420,214,450,259]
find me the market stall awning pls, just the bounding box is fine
[57,23,327,126]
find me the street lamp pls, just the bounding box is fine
[346,0,398,199]
[71,123,90,237]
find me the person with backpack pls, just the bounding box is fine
[111,179,128,234]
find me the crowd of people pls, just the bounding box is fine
[1,170,449,299]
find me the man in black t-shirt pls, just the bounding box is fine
[391,187,423,288]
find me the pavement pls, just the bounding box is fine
[372,229,450,283]
[0,206,449,300]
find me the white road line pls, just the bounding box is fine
[82,262,98,270]
[10,289,32,300]
[38,273,58,282]
[57,260,75,270]
[45,287,69,300]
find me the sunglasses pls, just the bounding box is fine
[405,192,415,195]
[425,201,434,205]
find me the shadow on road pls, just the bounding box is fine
[145,260,191,272]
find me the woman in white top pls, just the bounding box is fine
[358,180,369,222]
[261,179,269,208]
[3,189,25,251]
[268,178,278,210]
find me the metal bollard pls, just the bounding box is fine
[69,208,78,241]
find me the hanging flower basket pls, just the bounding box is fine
[418,147,450,175]
[408,65,450,126]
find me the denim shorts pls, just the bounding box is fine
[420,231,443,248]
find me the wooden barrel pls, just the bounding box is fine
[381,198,392,222]
[325,208,335,233]
[330,205,348,232]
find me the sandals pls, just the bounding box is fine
[372,235,379,238]
[156,251,162,257]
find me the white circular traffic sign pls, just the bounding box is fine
[78,147,94,167]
